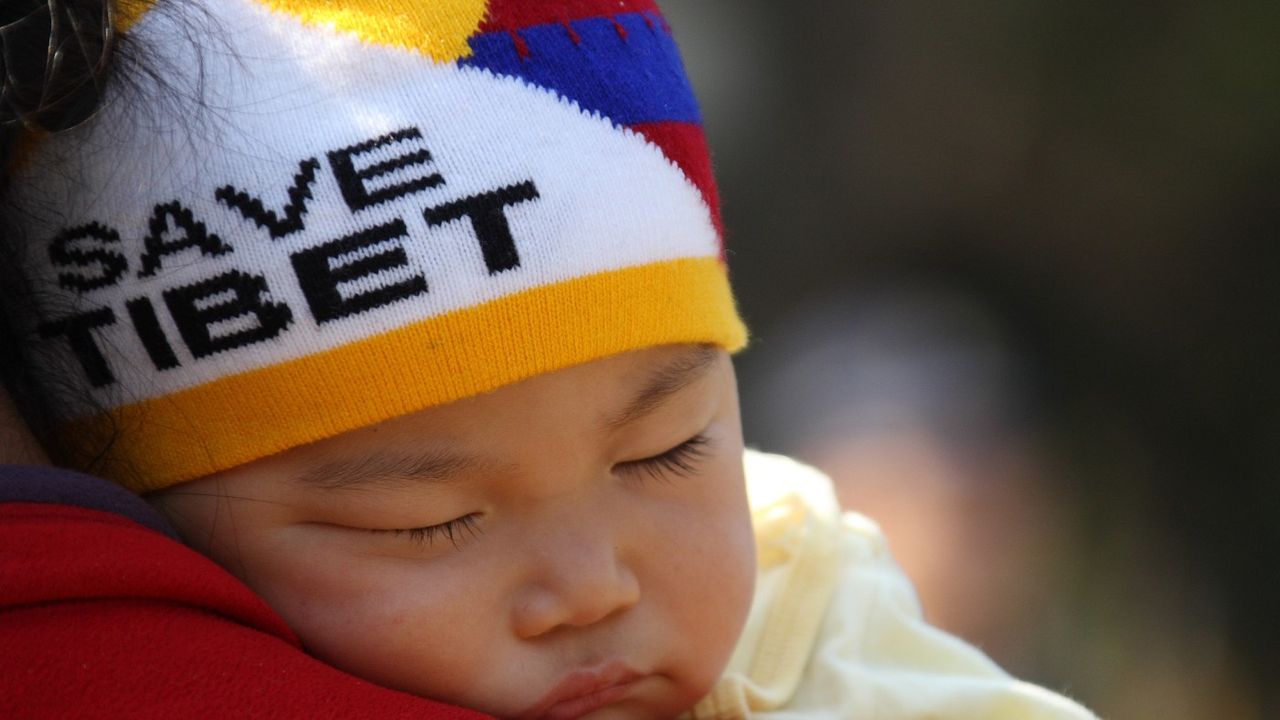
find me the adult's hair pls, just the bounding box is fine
[1,0,116,459]
[0,0,114,168]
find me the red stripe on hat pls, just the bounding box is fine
[481,0,661,32]
[630,121,725,253]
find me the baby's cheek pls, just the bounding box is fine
[269,559,479,690]
[253,556,396,645]
[645,503,754,692]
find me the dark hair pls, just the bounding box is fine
[1,0,116,461]
[0,0,114,156]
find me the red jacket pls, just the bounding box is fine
[0,465,491,719]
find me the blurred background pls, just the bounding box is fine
[662,2,1279,718]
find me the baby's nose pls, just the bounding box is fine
[511,537,641,639]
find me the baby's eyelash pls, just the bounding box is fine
[379,513,482,549]
[618,434,712,482]
[369,438,710,545]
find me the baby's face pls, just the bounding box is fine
[155,345,755,719]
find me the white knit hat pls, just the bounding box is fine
[6,0,746,491]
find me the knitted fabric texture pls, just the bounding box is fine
[7,0,746,491]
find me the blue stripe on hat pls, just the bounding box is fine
[461,12,702,126]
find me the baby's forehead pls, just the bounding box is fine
[271,345,728,487]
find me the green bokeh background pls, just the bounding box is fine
[665,2,1280,717]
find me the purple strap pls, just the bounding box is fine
[0,464,178,539]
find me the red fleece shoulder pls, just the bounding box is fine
[0,502,292,638]
[0,503,491,719]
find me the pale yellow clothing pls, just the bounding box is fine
[685,451,1098,720]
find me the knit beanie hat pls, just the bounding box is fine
[5,0,746,492]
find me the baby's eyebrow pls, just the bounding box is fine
[291,449,478,491]
[605,345,721,429]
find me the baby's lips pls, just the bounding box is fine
[518,662,646,720]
